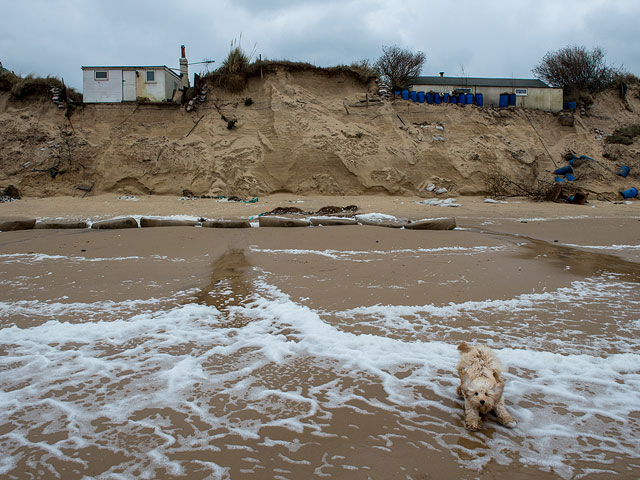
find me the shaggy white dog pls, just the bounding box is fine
[456,342,517,431]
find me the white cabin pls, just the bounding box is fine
[81,65,183,103]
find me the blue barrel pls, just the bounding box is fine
[443,93,449,103]
[555,165,574,175]
[555,177,566,183]
[417,91,425,103]
[401,89,409,100]
[434,93,442,104]
[426,93,433,104]
[394,90,401,96]
[499,94,509,108]
[508,94,517,106]
[475,93,483,106]
[617,166,630,177]
[565,173,576,182]
[620,187,638,199]
[466,93,474,105]
[458,93,466,105]
[410,91,418,102]
[450,95,457,104]
[566,101,577,111]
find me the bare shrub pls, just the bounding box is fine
[485,173,555,201]
[375,45,426,91]
[532,45,623,94]
[605,124,640,145]
[348,59,377,81]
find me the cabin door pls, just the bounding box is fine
[122,70,136,101]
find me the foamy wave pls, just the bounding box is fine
[250,244,509,260]
[1,276,638,478]
[0,253,188,263]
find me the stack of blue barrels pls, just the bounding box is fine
[397,89,488,107]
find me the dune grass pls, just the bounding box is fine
[0,71,81,102]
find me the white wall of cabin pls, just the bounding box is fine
[82,69,123,103]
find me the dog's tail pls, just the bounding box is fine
[457,341,472,353]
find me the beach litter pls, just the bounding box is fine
[422,184,448,194]
[214,195,259,203]
[567,154,594,167]
[416,198,461,207]
[620,187,638,199]
[0,185,20,203]
[617,166,630,177]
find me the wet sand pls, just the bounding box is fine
[0,195,639,479]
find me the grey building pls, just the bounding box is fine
[408,75,563,112]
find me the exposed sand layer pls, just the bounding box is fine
[1,70,639,200]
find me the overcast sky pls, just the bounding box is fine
[1,0,639,91]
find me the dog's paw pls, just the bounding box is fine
[465,420,481,431]
[498,413,516,428]
[456,385,463,397]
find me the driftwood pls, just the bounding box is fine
[74,182,95,198]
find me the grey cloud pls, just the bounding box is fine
[0,0,638,91]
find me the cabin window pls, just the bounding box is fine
[146,71,155,82]
[94,71,108,80]
[515,88,528,96]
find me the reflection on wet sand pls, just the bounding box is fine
[519,237,640,282]
[477,226,640,281]
[195,248,252,310]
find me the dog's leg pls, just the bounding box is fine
[463,397,482,431]
[494,398,516,428]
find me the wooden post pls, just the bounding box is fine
[260,54,263,80]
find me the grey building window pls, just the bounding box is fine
[515,88,528,96]
[94,71,108,80]
[146,71,155,82]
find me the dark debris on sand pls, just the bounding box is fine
[262,205,359,216]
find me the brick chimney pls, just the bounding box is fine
[180,45,189,88]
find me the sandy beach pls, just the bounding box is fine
[1,194,639,479]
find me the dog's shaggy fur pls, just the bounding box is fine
[456,342,516,431]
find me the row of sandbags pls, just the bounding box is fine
[0,215,456,232]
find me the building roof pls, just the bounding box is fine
[82,65,181,80]
[409,76,551,88]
